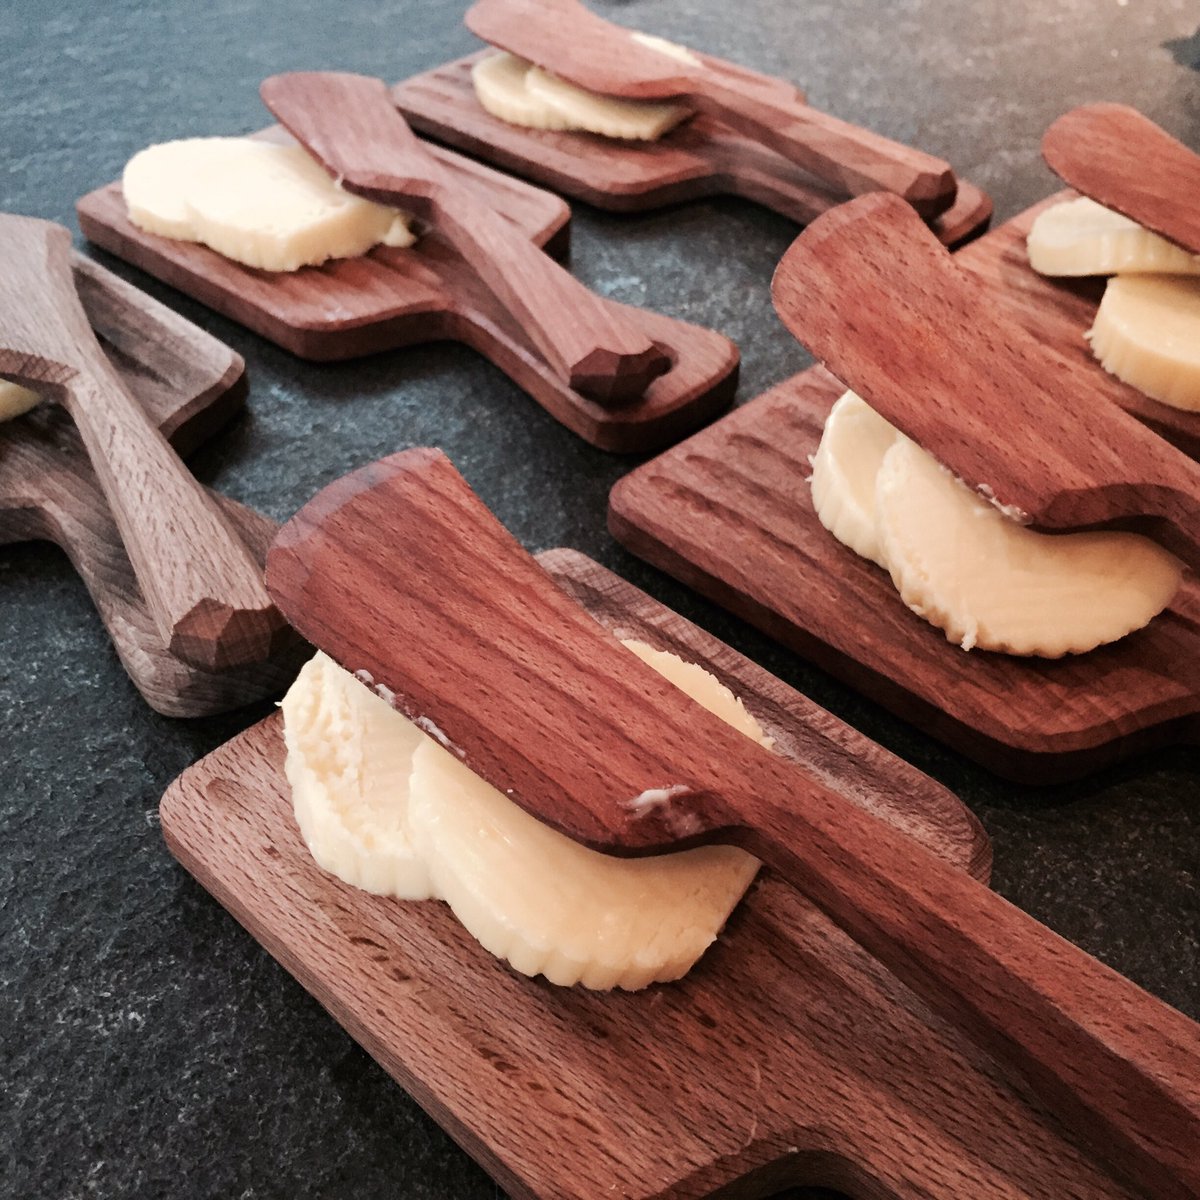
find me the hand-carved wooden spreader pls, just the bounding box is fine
[264,448,1200,1200]
[393,53,994,249]
[465,0,957,217]
[1043,103,1200,255]
[0,252,305,716]
[77,123,736,452]
[0,216,286,672]
[260,71,669,404]
[773,192,1200,568]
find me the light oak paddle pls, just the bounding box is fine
[1043,103,1200,255]
[265,447,1200,1200]
[260,71,670,405]
[771,191,1200,570]
[0,216,284,672]
[464,0,957,218]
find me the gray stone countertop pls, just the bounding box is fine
[2,1,1198,1196]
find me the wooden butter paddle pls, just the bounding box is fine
[259,71,670,405]
[771,191,1200,569]
[265,448,1199,1199]
[1043,103,1200,255]
[0,216,284,672]
[465,0,958,218]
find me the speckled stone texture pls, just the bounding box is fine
[1,1,1198,1197]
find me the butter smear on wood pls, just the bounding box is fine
[283,641,771,990]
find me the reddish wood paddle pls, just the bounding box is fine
[465,0,957,218]
[260,71,669,405]
[771,191,1200,570]
[0,216,283,671]
[266,447,1200,1200]
[1043,103,1200,255]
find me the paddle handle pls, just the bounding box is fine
[694,68,957,218]
[61,357,283,671]
[418,183,670,403]
[731,773,1200,1200]
[260,71,670,405]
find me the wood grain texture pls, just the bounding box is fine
[608,199,1200,782]
[393,53,995,250]
[464,0,957,216]
[264,449,1200,1199]
[958,190,1200,458]
[262,71,670,403]
[163,552,1156,1200]
[771,192,1200,566]
[1043,104,1200,255]
[0,253,307,717]
[0,216,285,672]
[76,134,737,453]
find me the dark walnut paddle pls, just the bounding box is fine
[1043,103,1200,255]
[0,216,284,672]
[265,448,1200,1200]
[465,0,957,218]
[771,192,1200,570]
[260,71,669,405]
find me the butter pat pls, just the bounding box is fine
[123,137,416,272]
[1027,197,1200,278]
[809,396,1182,655]
[0,380,41,422]
[1088,274,1200,411]
[282,641,771,990]
[810,390,900,568]
[282,651,432,898]
[473,51,692,141]
[875,437,1181,656]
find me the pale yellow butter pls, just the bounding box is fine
[810,390,900,568]
[0,380,41,422]
[282,641,771,991]
[472,50,692,141]
[809,396,1182,656]
[123,137,415,272]
[1088,274,1200,412]
[1027,196,1200,278]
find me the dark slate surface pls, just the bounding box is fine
[2,1,1198,1197]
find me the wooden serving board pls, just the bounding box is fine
[77,137,738,453]
[0,254,306,717]
[166,550,1138,1200]
[393,53,994,249]
[608,195,1200,783]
